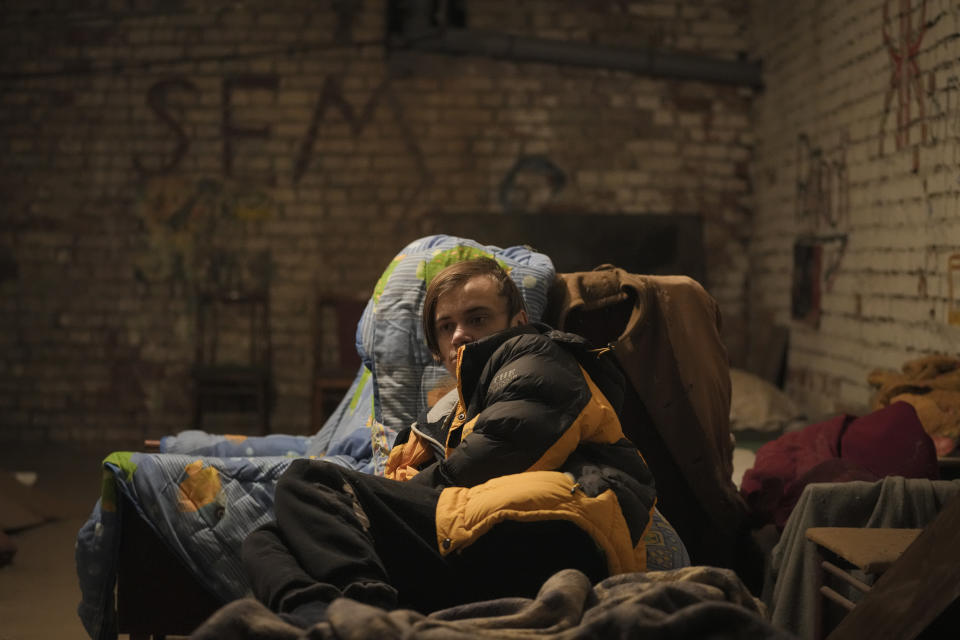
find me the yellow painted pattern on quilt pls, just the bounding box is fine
[177,459,222,512]
[372,255,404,304]
[416,246,509,287]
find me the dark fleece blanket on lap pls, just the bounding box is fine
[190,567,796,640]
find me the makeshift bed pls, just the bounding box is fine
[76,234,762,640]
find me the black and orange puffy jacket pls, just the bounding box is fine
[386,323,657,574]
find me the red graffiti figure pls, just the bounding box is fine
[880,0,928,157]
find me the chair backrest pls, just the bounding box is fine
[545,267,758,586]
[194,288,271,369]
[314,295,366,376]
[312,295,368,431]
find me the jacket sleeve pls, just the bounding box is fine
[408,338,596,489]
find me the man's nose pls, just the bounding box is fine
[451,324,472,346]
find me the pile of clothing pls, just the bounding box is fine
[868,354,960,456]
[740,401,939,529]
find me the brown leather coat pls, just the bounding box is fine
[546,266,748,569]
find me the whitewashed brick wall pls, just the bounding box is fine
[750,0,960,416]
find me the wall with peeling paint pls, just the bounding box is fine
[0,0,754,443]
[750,0,960,417]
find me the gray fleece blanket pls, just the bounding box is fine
[765,477,960,640]
[190,566,795,640]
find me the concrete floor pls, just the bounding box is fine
[0,442,134,640]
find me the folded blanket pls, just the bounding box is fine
[190,567,796,640]
[868,354,960,442]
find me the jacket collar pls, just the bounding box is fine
[456,323,545,401]
[460,322,625,416]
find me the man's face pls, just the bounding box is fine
[433,274,528,376]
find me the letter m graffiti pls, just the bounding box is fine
[293,75,391,184]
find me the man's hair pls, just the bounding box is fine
[422,257,527,356]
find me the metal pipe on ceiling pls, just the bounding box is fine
[402,27,762,89]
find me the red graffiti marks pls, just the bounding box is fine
[880,0,929,166]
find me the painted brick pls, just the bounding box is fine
[748,0,960,415]
[0,0,756,443]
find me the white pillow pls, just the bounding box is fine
[729,368,803,433]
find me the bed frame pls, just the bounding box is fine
[117,492,221,639]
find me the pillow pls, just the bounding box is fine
[729,368,803,433]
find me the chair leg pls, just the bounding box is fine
[812,545,825,640]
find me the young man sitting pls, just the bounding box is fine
[241,257,657,626]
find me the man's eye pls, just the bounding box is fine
[469,316,487,326]
[439,323,455,334]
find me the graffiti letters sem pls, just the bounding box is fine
[132,73,392,186]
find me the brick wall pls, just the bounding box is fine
[749,0,960,416]
[1,0,753,444]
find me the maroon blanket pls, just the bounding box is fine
[741,401,939,529]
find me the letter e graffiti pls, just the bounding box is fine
[222,74,279,185]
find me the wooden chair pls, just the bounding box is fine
[807,527,922,639]
[807,491,960,640]
[191,288,272,434]
[311,295,367,431]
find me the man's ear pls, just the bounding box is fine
[511,309,529,327]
